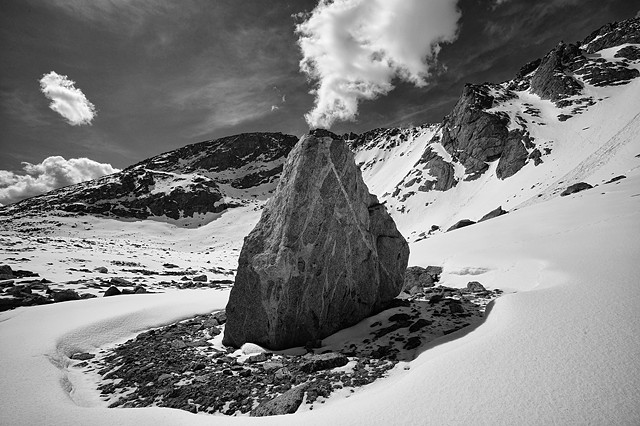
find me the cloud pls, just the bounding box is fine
[171,72,288,136]
[0,156,119,206]
[39,71,96,125]
[296,0,461,129]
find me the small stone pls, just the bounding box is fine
[192,274,207,282]
[0,265,14,278]
[404,336,422,350]
[560,182,593,196]
[448,300,465,314]
[428,294,444,304]
[103,286,121,297]
[158,373,173,382]
[466,281,486,292]
[299,353,349,373]
[262,361,284,372]
[0,280,15,288]
[247,353,268,363]
[479,206,507,222]
[71,352,95,360]
[212,310,227,324]
[110,277,133,286]
[80,293,97,299]
[241,342,267,355]
[171,339,187,349]
[403,266,439,293]
[408,318,432,333]
[604,175,626,184]
[94,266,108,274]
[447,219,476,232]
[52,289,81,302]
[388,313,411,322]
[250,384,306,417]
[274,367,291,381]
[6,285,31,297]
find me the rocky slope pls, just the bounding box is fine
[0,133,298,221]
[350,17,640,238]
[1,18,638,236]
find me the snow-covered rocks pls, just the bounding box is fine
[223,131,409,350]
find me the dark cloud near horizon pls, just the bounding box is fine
[0,0,637,174]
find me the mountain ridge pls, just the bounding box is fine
[1,17,639,234]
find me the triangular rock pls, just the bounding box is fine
[223,130,409,350]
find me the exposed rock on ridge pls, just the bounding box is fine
[530,42,583,101]
[223,131,409,350]
[1,132,298,220]
[440,84,531,180]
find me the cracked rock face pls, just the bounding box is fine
[223,131,409,350]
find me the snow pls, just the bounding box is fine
[2,168,639,425]
[2,40,640,426]
[352,65,640,238]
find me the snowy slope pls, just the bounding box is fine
[1,16,639,426]
[1,163,638,426]
[352,41,640,239]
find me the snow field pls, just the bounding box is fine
[1,171,639,425]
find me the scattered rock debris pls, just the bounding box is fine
[74,285,502,417]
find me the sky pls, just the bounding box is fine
[0,0,638,205]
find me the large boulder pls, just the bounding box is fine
[223,131,409,350]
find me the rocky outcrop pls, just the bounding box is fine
[439,83,531,182]
[1,132,298,220]
[223,131,409,350]
[496,131,530,180]
[416,148,457,191]
[582,18,640,54]
[441,84,512,180]
[615,46,640,61]
[530,42,582,101]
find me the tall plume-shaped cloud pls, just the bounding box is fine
[296,0,461,129]
[39,71,97,125]
[0,156,118,206]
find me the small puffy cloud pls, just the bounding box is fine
[296,0,461,129]
[39,71,96,125]
[0,156,119,206]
